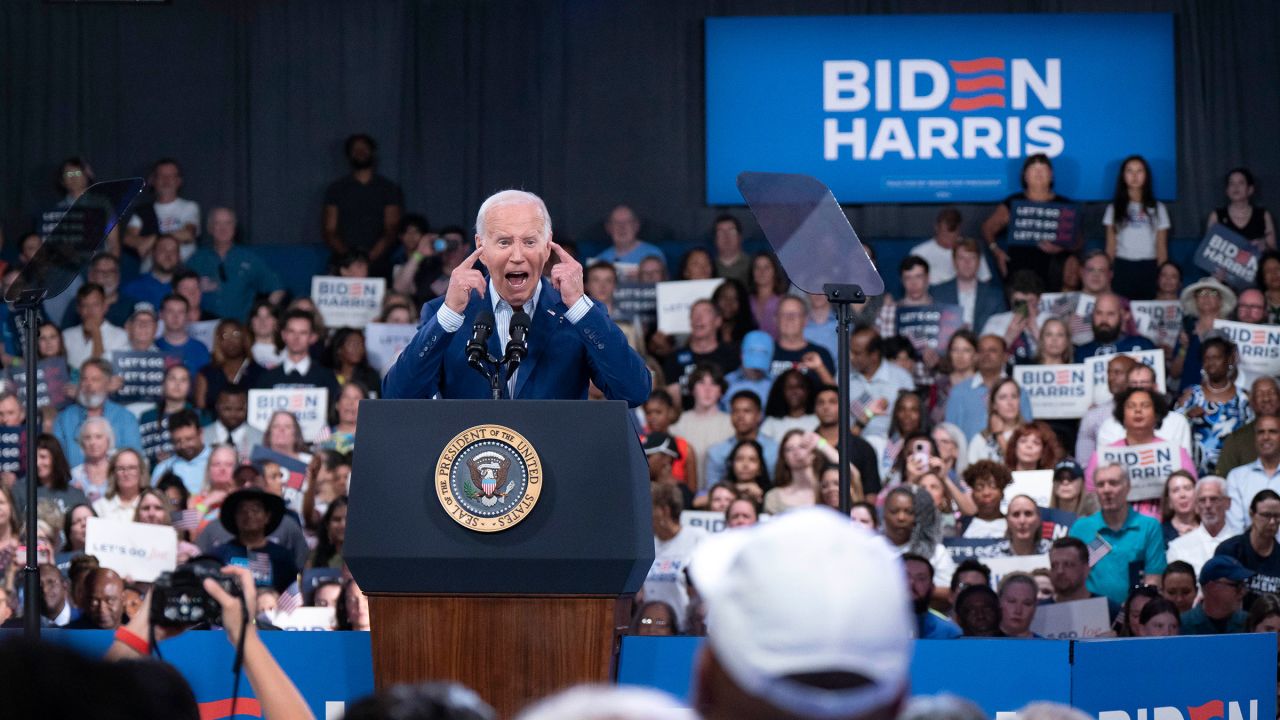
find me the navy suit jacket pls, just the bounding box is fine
[933,280,1007,334]
[382,279,651,406]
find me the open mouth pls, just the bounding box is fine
[506,271,530,289]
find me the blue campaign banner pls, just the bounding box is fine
[1194,223,1259,290]
[616,636,1072,716]
[706,14,1175,204]
[1072,634,1276,720]
[10,629,374,719]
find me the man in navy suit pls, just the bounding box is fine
[932,237,1006,333]
[382,190,650,405]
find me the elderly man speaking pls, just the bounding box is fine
[383,190,649,404]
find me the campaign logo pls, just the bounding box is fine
[435,424,542,533]
[822,56,1062,161]
[1098,698,1259,720]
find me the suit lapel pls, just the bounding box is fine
[512,281,562,399]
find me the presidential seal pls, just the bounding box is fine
[435,424,542,532]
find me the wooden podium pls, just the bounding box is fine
[346,400,653,717]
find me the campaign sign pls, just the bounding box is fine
[1194,224,1258,290]
[250,445,308,492]
[1072,634,1275,720]
[1086,349,1165,405]
[364,322,417,373]
[248,388,329,442]
[1038,292,1094,343]
[680,509,726,535]
[85,517,177,582]
[1012,363,1089,419]
[7,357,71,410]
[274,607,336,632]
[1096,441,1177,501]
[614,281,658,328]
[1131,300,1183,349]
[1007,200,1080,248]
[943,536,1004,563]
[1213,319,1280,377]
[0,425,23,474]
[1006,470,1053,510]
[1029,596,1112,639]
[895,303,963,352]
[182,319,220,352]
[984,554,1050,588]
[111,351,178,403]
[656,279,725,334]
[705,14,1175,204]
[312,276,386,329]
[138,415,173,465]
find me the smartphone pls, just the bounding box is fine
[910,440,930,467]
[1012,300,1028,316]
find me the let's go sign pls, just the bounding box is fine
[706,14,1174,203]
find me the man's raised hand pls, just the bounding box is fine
[445,245,488,314]
[548,240,584,307]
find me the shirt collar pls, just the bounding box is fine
[488,277,542,314]
[283,355,311,375]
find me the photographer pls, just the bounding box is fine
[106,563,314,720]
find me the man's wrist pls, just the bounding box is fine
[565,295,594,324]
[436,304,465,333]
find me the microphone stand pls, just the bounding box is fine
[468,350,503,401]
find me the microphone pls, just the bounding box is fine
[466,310,495,374]
[504,311,531,373]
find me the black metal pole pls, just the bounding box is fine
[20,300,41,639]
[824,283,865,517]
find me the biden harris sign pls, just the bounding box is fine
[705,14,1175,203]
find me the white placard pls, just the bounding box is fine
[1085,348,1165,405]
[85,517,177,583]
[1213,319,1280,377]
[656,279,725,335]
[273,606,336,631]
[983,554,1050,590]
[311,276,385,329]
[364,322,417,373]
[1132,300,1183,349]
[1039,292,1095,344]
[1029,596,1113,639]
[681,510,727,534]
[1094,441,1178,501]
[1005,470,1053,511]
[1011,364,1090,419]
[248,388,329,441]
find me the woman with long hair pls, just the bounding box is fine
[195,318,263,409]
[335,577,371,631]
[1004,421,1063,472]
[1155,261,1183,302]
[1159,470,1200,542]
[997,495,1052,557]
[136,364,194,466]
[1050,460,1099,518]
[763,430,836,515]
[1134,597,1181,637]
[723,439,771,507]
[189,444,238,522]
[678,247,715,281]
[325,382,366,455]
[249,299,285,369]
[711,279,757,347]
[967,378,1024,464]
[1034,317,1073,366]
[759,368,817,441]
[878,390,927,479]
[0,486,18,556]
[265,410,312,463]
[1104,155,1169,300]
[928,330,978,426]
[326,328,381,395]
[747,252,789,339]
[1206,167,1275,251]
[61,503,95,554]
[91,448,149,523]
[14,434,87,515]
[1117,584,1162,637]
[307,496,349,570]
[931,422,969,483]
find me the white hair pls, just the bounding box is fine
[1096,462,1129,483]
[78,416,117,453]
[1195,474,1227,494]
[514,685,693,720]
[474,189,552,241]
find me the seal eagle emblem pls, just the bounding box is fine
[435,424,542,532]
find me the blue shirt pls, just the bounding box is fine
[596,241,666,267]
[1068,508,1167,606]
[52,402,143,468]
[156,336,212,374]
[1073,335,1157,363]
[1223,458,1280,536]
[152,444,213,495]
[720,369,774,412]
[120,273,173,309]
[944,374,1036,441]
[918,610,963,639]
[803,315,840,363]
[187,246,284,320]
[704,435,780,493]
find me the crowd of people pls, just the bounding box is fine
[1,143,1279,713]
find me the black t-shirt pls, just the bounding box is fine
[662,343,740,408]
[1215,534,1280,605]
[323,174,405,251]
[770,343,835,379]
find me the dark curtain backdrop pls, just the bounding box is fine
[3,0,1279,252]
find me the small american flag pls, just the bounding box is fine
[1087,535,1112,568]
[171,509,202,531]
[277,581,302,614]
[850,391,874,418]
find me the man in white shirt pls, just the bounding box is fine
[1167,476,1232,575]
[125,158,201,262]
[1097,363,1191,453]
[909,207,992,286]
[62,283,129,368]
[1224,414,1280,536]
[849,327,915,439]
[644,481,706,633]
[981,270,1047,364]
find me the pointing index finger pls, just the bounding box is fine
[548,240,572,262]
[464,244,485,268]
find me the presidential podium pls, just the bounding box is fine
[345,400,654,716]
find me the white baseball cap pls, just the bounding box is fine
[690,507,913,719]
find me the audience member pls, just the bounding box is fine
[903,553,962,639]
[981,270,1045,364]
[1224,414,1280,535]
[150,410,211,494]
[910,208,992,286]
[91,448,148,523]
[1096,362,1192,456]
[125,158,201,261]
[961,460,1012,538]
[122,233,181,308]
[1074,293,1156,362]
[1160,470,1200,541]
[1161,561,1199,614]
[997,573,1039,638]
[760,368,818,441]
[1046,536,1122,618]
[1214,489,1280,604]
[1177,336,1252,476]
[721,331,774,411]
[322,133,404,272]
[1181,556,1252,634]
[1068,463,1167,605]
[663,300,738,409]
[712,214,750,287]
[1218,376,1280,474]
[645,481,706,633]
[883,484,955,589]
[763,430,833,515]
[966,378,1023,465]
[813,385,882,495]
[954,583,1002,637]
[982,154,1073,282]
[747,252,788,339]
[1086,386,1196,491]
[849,327,914,439]
[1207,167,1276,250]
[1104,155,1169,300]
[156,293,212,373]
[771,295,835,383]
[208,487,299,593]
[69,416,114,503]
[596,205,665,275]
[1168,476,1232,575]
[188,207,286,320]
[703,391,779,500]
[62,282,129,367]
[933,238,1004,333]
[256,309,341,401]
[66,567,125,629]
[1076,355,1138,463]
[944,334,1032,441]
[711,279,756,347]
[1177,277,1237,387]
[196,318,264,410]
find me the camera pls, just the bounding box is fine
[150,557,240,627]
